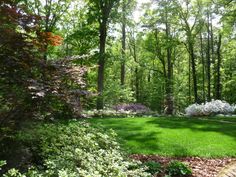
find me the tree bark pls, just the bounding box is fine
[215,33,222,99]
[133,37,139,102]
[206,10,211,101]
[188,55,191,104]
[210,15,216,98]
[121,3,126,86]
[97,19,107,110]
[164,19,174,114]
[200,32,205,102]
[189,41,199,103]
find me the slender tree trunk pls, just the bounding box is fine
[165,21,174,114]
[189,41,199,103]
[97,20,107,110]
[207,10,211,101]
[210,16,216,98]
[121,6,126,86]
[215,33,222,99]
[188,55,191,104]
[133,38,139,102]
[200,32,205,102]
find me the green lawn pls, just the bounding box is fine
[87,117,236,157]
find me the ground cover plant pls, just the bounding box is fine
[0,121,149,177]
[87,117,236,157]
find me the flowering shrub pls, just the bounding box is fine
[82,106,154,118]
[2,121,149,177]
[185,100,235,116]
[113,103,150,113]
[82,109,140,118]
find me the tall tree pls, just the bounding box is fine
[128,28,140,101]
[120,0,136,86]
[88,0,120,109]
[215,32,222,99]
[178,0,202,103]
[121,0,126,86]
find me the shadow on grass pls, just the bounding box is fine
[146,117,236,140]
[89,119,163,153]
[87,117,236,156]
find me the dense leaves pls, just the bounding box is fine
[0,0,87,126]
[1,121,149,176]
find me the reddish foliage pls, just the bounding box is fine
[0,0,86,125]
[40,32,63,46]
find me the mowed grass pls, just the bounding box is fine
[87,117,236,157]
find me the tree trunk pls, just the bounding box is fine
[207,10,211,101]
[121,3,126,86]
[189,41,199,103]
[188,55,191,104]
[97,20,107,110]
[165,21,174,114]
[200,32,205,102]
[215,33,222,99]
[133,38,139,102]
[210,16,216,98]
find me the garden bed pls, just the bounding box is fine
[131,154,236,177]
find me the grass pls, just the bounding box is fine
[87,116,236,157]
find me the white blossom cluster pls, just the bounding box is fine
[185,100,235,116]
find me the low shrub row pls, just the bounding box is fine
[81,109,149,118]
[81,103,154,118]
[0,121,149,177]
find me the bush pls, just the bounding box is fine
[185,100,234,116]
[166,160,192,177]
[113,103,150,113]
[82,109,150,118]
[142,161,162,175]
[2,121,149,177]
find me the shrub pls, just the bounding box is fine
[8,121,149,177]
[185,100,234,116]
[142,161,162,175]
[113,103,150,113]
[166,160,192,177]
[82,109,142,118]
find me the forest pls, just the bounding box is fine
[0,0,236,176]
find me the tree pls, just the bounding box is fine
[120,0,136,86]
[0,0,87,126]
[178,0,203,103]
[88,0,120,109]
[24,0,72,60]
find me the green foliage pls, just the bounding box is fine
[142,161,162,175]
[223,75,236,104]
[14,121,149,177]
[0,160,6,171]
[104,78,135,106]
[166,160,192,177]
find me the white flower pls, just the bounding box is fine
[185,100,234,116]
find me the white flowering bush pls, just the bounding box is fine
[82,109,140,118]
[2,121,149,177]
[232,104,236,114]
[185,100,235,116]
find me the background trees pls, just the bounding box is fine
[1,0,235,118]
